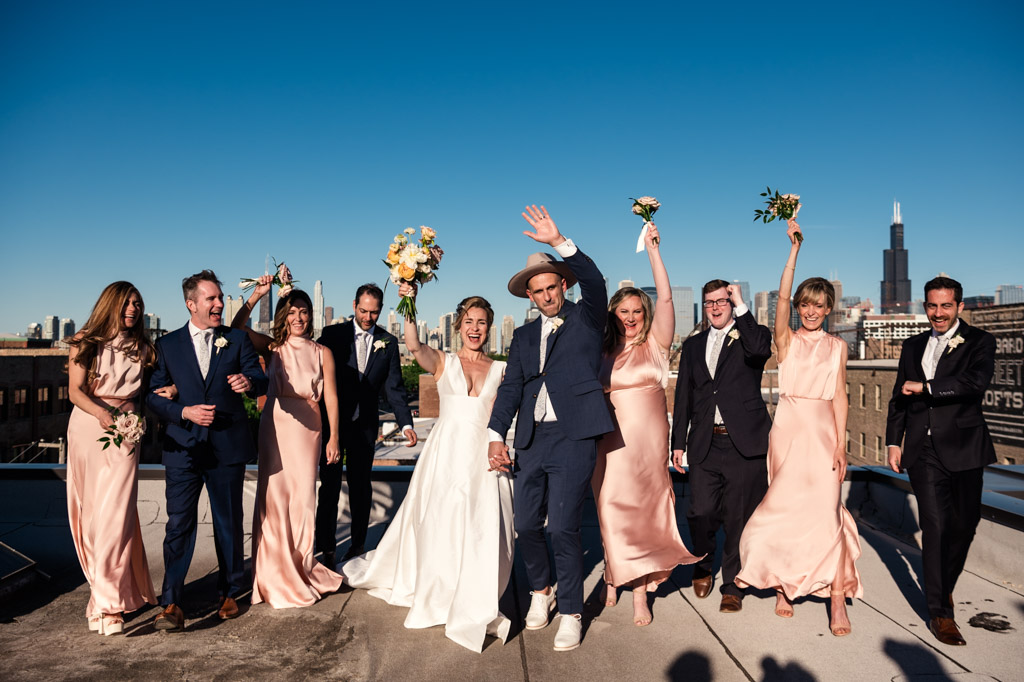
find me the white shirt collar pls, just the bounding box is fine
[188,320,214,338]
[710,320,735,337]
[933,320,960,339]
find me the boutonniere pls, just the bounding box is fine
[550,317,565,333]
[214,333,230,354]
[373,338,389,352]
[946,333,964,354]
[727,329,740,346]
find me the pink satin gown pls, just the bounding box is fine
[736,328,863,599]
[252,336,343,608]
[66,335,157,619]
[594,336,701,589]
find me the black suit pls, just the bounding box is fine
[671,311,772,596]
[315,320,413,555]
[886,320,996,619]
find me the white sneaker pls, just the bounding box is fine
[525,588,556,630]
[553,613,582,651]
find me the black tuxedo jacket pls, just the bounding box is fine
[886,320,996,471]
[318,320,413,439]
[671,311,773,464]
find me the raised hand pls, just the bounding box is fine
[521,205,564,247]
[251,274,274,301]
[727,284,744,308]
[786,218,802,246]
[398,281,417,299]
[644,222,661,250]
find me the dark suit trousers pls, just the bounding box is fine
[316,420,376,555]
[161,452,246,606]
[907,437,984,619]
[514,422,596,615]
[687,434,768,597]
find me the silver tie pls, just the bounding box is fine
[198,330,212,379]
[708,330,725,424]
[534,318,551,421]
[356,332,369,374]
[928,335,948,380]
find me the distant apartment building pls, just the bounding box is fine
[26,323,41,339]
[313,280,325,338]
[672,286,695,340]
[324,306,335,326]
[996,284,1024,306]
[501,315,515,354]
[489,324,499,354]
[42,316,59,341]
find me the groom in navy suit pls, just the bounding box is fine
[148,270,268,631]
[488,205,613,651]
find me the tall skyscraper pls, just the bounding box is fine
[996,284,1024,305]
[417,319,428,344]
[324,306,335,326]
[222,296,241,328]
[27,323,41,339]
[501,315,515,354]
[42,315,59,340]
[144,313,161,330]
[60,318,75,342]
[440,313,455,351]
[754,291,771,326]
[525,301,540,323]
[258,288,272,334]
[489,324,499,353]
[387,309,400,338]
[617,279,635,290]
[671,286,695,339]
[881,201,912,313]
[830,279,844,307]
[766,290,780,327]
[313,280,325,338]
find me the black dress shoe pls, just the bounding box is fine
[692,575,714,599]
[342,545,365,561]
[929,617,966,646]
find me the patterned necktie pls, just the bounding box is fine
[534,318,552,420]
[356,331,369,374]
[197,330,212,379]
[928,334,948,380]
[708,330,725,379]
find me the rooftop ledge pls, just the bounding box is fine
[1,464,1022,681]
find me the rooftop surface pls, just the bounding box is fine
[1,466,1022,682]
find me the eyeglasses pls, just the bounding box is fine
[702,299,731,308]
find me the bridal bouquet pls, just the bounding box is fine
[239,258,297,298]
[383,226,443,321]
[754,187,803,242]
[630,196,660,252]
[98,407,146,451]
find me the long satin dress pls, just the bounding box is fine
[251,336,343,608]
[735,328,863,599]
[593,336,701,589]
[343,354,514,653]
[66,334,157,619]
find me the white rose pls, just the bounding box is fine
[214,336,229,349]
[404,227,416,235]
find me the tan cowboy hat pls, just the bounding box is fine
[507,252,577,298]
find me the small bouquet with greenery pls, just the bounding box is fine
[630,196,660,252]
[98,407,146,451]
[754,187,803,242]
[240,258,298,298]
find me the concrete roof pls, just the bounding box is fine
[1,468,1022,681]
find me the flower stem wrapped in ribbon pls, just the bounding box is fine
[98,407,146,452]
[240,258,298,298]
[630,196,660,252]
[383,226,443,321]
[754,187,803,242]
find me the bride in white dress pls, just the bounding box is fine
[341,287,514,653]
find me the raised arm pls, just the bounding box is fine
[231,275,274,363]
[774,219,802,362]
[645,223,675,349]
[398,282,444,376]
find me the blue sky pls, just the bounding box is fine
[2,0,1022,334]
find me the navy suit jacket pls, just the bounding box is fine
[488,248,614,447]
[886,320,996,472]
[149,324,268,468]
[318,320,412,440]
[671,311,773,463]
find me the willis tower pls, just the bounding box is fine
[881,201,911,313]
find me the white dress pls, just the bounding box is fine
[342,354,514,653]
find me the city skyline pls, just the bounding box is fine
[3,2,1022,333]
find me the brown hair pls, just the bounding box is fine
[68,281,157,379]
[182,269,222,300]
[455,296,494,343]
[270,289,314,348]
[702,279,730,297]
[925,276,963,303]
[603,287,654,354]
[793,277,835,310]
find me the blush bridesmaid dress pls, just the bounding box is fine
[735,328,863,599]
[593,336,701,591]
[251,336,343,607]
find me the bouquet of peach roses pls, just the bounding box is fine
[383,226,443,321]
[98,407,146,452]
[631,196,660,252]
[240,258,298,298]
[754,187,803,242]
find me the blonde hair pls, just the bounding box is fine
[454,296,494,343]
[793,277,835,310]
[68,281,156,379]
[603,287,654,353]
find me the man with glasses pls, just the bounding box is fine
[671,279,773,612]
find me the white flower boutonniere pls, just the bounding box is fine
[214,334,230,354]
[373,339,389,353]
[727,329,740,347]
[946,334,964,355]
[550,317,565,333]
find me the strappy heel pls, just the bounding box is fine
[830,591,851,637]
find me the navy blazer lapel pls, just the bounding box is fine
[344,323,360,373]
[934,322,968,378]
[177,323,205,387]
[913,331,932,378]
[544,302,574,361]
[204,326,227,388]
[527,317,543,376]
[363,326,384,376]
[695,330,713,382]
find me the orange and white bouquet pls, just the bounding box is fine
[630,196,660,252]
[383,226,443,321]
[754,187,803,242]
[240,258,298,298]
[98,407,146,451]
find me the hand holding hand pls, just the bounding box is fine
[833,446,848,483]
[227,373,252,394]
[727,284,744,308]
[153,384,178,400]
[644,222,660,250]
[901,381,925,395]
[403,428,418,447]
[521,205,564,247]
[398,282,417,298]
[325,436,341,465]
[183,404,216,426]
[786,219,802,246]
[671,449,686,474]
[488,441,512,472]
[887,445,903,473]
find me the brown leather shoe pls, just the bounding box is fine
[929,617,966,646]
[692,575,714,599]
[719,594,743,613]
[154,604,184,632]
[218,596,240,620]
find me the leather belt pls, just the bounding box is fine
[712,424,729,435]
